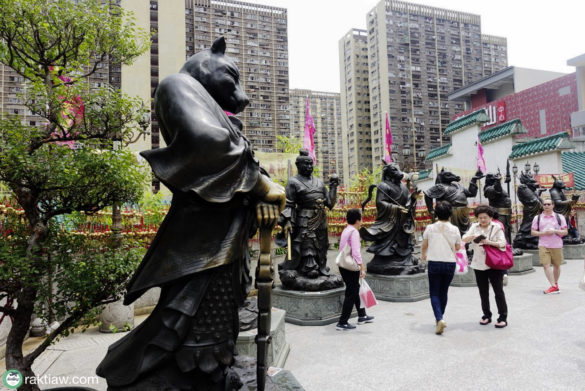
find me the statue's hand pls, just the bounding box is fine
[255,175,286,211]
[256,202,280,229]
[472,169,485,180]
[329,174,340,187]
[399,206,409,214]
[281,220,293,237]
[572,194,580,202]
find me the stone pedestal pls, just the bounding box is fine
[99,300,134,333]
[563,243,585,259]
[236,308,290,368]
[450,270,476,287]
[522,249,541,267]
[234,356,305,391]
[366,273,429,302]
[509,253,535,275]
[272,286,347,326]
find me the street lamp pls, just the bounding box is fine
[524,161,531,174]
[533,162,540,176]
[512,163,519,232]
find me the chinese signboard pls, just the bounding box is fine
[534,173,575,188]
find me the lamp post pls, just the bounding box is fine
[533,162,540,176]
[512,163,519,232]
[524,161,531,174]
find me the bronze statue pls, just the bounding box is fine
[513,171,544,249]
[96,37,285,391]
[549,175,581,244]
[276,150,342,291]
[424,168,483,236]
[484,172,522,255]
[360,162,424,275]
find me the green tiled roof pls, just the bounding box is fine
[509,132,572,159]
[478,119,527,144]
[444,110,489,136]
[425,143,451,161]
[416,168,432,181]
[562,152,585,190]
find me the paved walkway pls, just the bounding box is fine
[3,254,585,391]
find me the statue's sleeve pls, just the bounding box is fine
[424,184,446,199]
[465,181,478,197]
[278,180,297,224]
[141,74,260,203]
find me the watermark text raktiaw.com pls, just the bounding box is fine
[3,370,100,389]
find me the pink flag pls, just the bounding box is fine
[384,112,393,163]
[304,98,316,163]
[477,137,487,173]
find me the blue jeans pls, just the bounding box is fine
[427,261,456,322]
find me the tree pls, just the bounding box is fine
[0,1,150,388]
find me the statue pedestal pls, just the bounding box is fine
[234,356,305,391]
[450,270,476,287]
[563,243,585,259]
[236,308,290,368]
[522,249,541,267]
[272,286,349,326]
[509,254,535,275]
[366,273,429,302]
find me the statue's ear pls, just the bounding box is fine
[551,175,557,181]
[211,37,226,55]
[381,159,387,166]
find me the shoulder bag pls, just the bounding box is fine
[438,224,467,274]
[336,230,360,271]
[484,225,514,270]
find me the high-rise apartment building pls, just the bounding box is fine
[343,0,508,173]
[289,89,343,182]
[339,29,372,184]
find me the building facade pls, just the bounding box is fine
[364,0,507,172]
[289,89,343,182]
[339,29,372,185]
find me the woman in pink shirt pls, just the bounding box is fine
[336,209,374,330]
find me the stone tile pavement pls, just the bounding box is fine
[2,253,584,391]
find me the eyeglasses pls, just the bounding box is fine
[543,203,553,206]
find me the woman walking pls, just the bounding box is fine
[421,201,462,335]
[462,205,508,328]
[336,208,374,330]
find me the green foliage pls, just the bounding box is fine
[138,191,169,227]
[276,135,302,154]
[350,165,384,198]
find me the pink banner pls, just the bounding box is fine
[304,98,316,163]
[385,112,393,163]
[477,137,486,173]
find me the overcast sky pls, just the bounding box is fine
[244,0,584,93]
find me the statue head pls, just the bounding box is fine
[520,171,538,190]
[485,173,498,187]
[550,175,566,190]
[180,37,249,114]
[435,168,460,185]
[381,161,404,184]
[295,149,314,178]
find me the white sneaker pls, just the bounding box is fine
[503,274,508,286]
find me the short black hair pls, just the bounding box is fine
[474,204,494,218]
[347,208,362,224]
[435,201,452,220]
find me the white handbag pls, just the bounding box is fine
[336,232,360,271]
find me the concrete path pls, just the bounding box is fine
[3,255,584,391]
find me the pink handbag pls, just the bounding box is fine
[484,225,514,270]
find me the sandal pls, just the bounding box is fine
[479,316,491,325]
[495,320,508,328]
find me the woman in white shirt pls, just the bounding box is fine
[422,201,462,335]
[462,205,508,328]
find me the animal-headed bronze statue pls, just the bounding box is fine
[97,37,285,391]
[549,175,581,244]
[424,168,483,236]
[513,171,545,249]
[360,162,424,275]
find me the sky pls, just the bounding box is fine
[243,0,585,93]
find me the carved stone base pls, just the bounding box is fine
[99,300,134,333]
[235,356,305,391]
[563,243,585,259]
[272,286,349,325]
[278,270,344,291]
[509,254,535,275]
[365,273,429,302]
[450,270,477,287]
[236,308,290,368]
